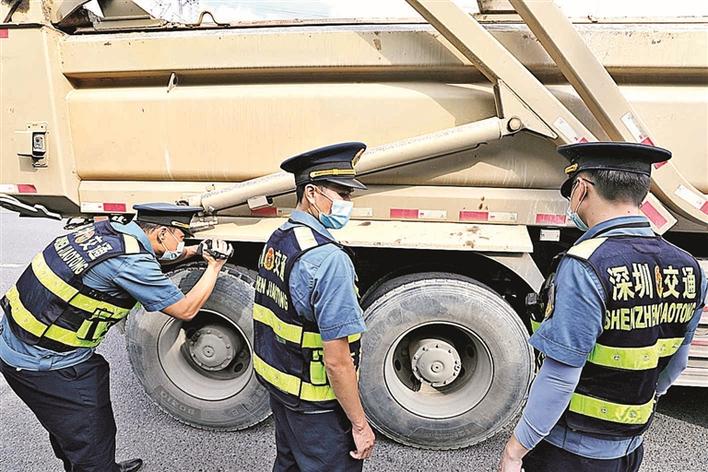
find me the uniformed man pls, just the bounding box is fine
[499,142,707,472]
[0,203,233,472]
[253,142,375,472]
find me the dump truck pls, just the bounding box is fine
[1,0,706,450]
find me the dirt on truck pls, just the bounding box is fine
[0,0,706,450]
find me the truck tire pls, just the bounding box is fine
[360,272,533,449]
[126,262,271,430]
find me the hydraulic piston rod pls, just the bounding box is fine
[189,117,509,213]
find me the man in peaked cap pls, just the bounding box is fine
[0,202,232,472]
[500,142,706,472]
[253,142,375,472]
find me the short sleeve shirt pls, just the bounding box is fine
[0,221,184,370]
[285,211,366,342]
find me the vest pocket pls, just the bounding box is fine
[309,350,328,386]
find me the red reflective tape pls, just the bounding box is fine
[459,211,488,222]
[535,214,566,225]
[654,161,668,169]
[16,184,37,193]
[701,201,708,215]
[390,208,419,219]
[640,201,668,228]
[102,203,126,212]
[0,29,8,39]
[641,137,654,146]
[251,207,278,217]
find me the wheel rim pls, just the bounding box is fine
[383,321,494,419]
[157,308,252,401]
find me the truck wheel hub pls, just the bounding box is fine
[410,339,461,387]
[188,324,240,371]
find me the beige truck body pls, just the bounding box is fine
[1,0,706,449]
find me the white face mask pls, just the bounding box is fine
[159,230,185,261]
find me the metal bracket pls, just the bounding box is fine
[15,122,48,168]
[495,81,556,139]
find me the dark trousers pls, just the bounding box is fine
[270,396,363,472]
[0,354,120,472]
[523,439,644,472]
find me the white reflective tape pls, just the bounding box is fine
[621,112,652,143]
[488,211,517,223]
[0,184,17,193]
[80,202,104,213]
[674,185,707,210]
[351,207,373,218]
[540,229,561,242]
[418,210,447,219]
[553,117,586,143]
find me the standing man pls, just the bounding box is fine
[253,142,375,472]
[499,142,707,472]
[0,203,233,472]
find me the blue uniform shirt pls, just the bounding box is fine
[518,215,707,459]
[284,210,366,341]
[0,221,185,371]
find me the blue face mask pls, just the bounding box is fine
[316,189,353,230]
[159,230,185,261]
[566,207,589,232]
[566,179,589,232]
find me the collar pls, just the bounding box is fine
[578,215,653,243]
[287,210,336,241]
[111,221,156,256]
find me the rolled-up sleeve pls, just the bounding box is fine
[530,258,605,368]
[112,255,184,312]
[310,251,366,341]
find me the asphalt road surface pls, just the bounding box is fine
[1,211,706,472]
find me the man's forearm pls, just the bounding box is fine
[183,265,220,313]
[327,359,367,427]
[164,264,221,320]
[513,357,583,450]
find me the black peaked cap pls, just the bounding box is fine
[280,142,367,190]
[133,202,202,236]
[557,142,671,198]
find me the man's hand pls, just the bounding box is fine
[350,420,375,460]
[198,239,233,265]
[498,435,528,472]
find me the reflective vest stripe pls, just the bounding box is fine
[293,226,318,251]
[587,337,684,370]
[569,392,654,425]
[32,253,131,319]
[302,332,361,349]
[566,237,608,260]
[530,319,542,333]
[253,353,336,402]
[254,303,361,348]
[6,286,97,348]
[253,303,303,344]
[123,234,141,254]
